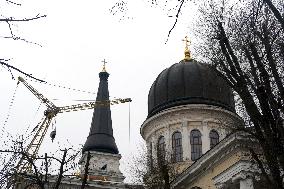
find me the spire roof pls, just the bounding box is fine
[82,70,119,154]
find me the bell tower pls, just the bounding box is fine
[79,61,124,183]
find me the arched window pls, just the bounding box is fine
[209,130,219,148]
[172,131,183,162]
[157,136,166,159]
[190,130,202,161]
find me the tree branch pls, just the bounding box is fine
[81,152,91,189]
[263,0,284,30]
[166,0,185,43]
[0,60,45,82]
[54,149,67,189]
[0,15,47,22]
[5,0,21,6]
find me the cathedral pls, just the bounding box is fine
[19,39,264,189]
[55,40,263,189]
[140,40,263,189]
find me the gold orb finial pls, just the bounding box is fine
[182,36,191,61]
[102,59,107,72]
[74,170,81,177]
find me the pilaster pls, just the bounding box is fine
[202,120,210,153]
[165,124,171,151]
[182,121,190,160]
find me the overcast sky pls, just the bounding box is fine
[0,0,198,181]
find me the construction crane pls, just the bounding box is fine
[16,76,131,171]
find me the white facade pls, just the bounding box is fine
[79,151,125,183]
[141,104,242,169]
[170,131,262,189]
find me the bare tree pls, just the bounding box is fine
[110,0,284,187]
[0,0,46,81]
[193,0,284,188]
[0,146,80,189]
[126,143,178,189]
[80,151,90,189]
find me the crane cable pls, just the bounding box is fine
[128,101,131,143]
[26,77,96,95]
[22,102,43,139]
[0,82,20,187]
[1,81,19,139]
[26,77,124,101]
[8,103,44,145]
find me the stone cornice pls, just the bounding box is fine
[170,132,252,188]
[141,104,242,141]
[213,160,260,185]
[79,151,122,164]
[47,175,127,189]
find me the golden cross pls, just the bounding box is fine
[182,36,192,61]
[102,59,107,72]
[182,36,191,49]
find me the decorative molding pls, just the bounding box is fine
[143,104,243,165]
[215,182,226,189]
[141,104,242,141]
[213,160,259,185]
[170,132,253,188]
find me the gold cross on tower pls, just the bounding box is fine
[182,36,191,61]
[102,59,107,72]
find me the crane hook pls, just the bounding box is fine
[50,130,56,142]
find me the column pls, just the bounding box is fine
[152,133,158,160]
[165,124,171,160]
[202,121,210,153]
[240,177,254,189]
[232,172,254,189]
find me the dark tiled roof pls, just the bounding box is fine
[148,59,235,118]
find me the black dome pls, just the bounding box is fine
[148,59,235,117]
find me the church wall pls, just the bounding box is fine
[183,150,243,189]
[141,104,242,174]
[79,151,124,183]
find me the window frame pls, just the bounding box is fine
[209,130,219,148]
[190,129,202,161]
[172,131,183,163]
[157,136,166,160]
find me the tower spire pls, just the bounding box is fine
[182,36,192,61]
[82,69,119,154]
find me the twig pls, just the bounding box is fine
[6,21,14,37]
[0,15,47,22]
[54,149,67,189]
[166,0,185,43]
[0,36,43,47]
[0,60,46,82]
[5,0,21,6]
[81,152,91,189]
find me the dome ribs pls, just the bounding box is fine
[147,60,235,118]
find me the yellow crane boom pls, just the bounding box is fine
[57,98,131,113]
[18,77,57,111]
[16,77,131,171]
